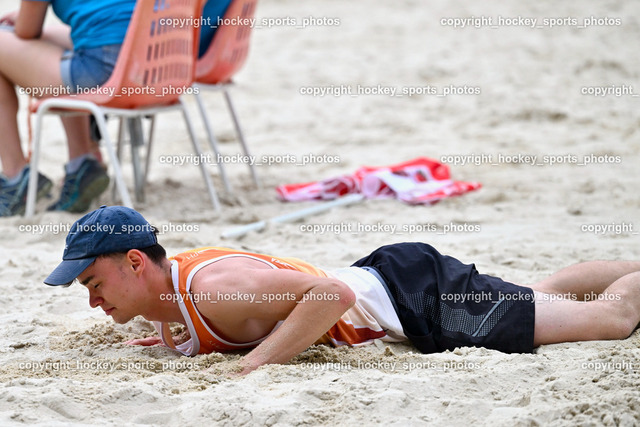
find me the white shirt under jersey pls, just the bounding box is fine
[327,267,407,342]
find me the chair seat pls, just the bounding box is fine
[29,88,181,113]
[30,96,183,116]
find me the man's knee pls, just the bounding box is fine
[603,296,639,339]
[606,316,637,340]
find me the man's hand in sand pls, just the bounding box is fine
[125,328,191,347]
[125,337,164,346]
[0,10,18,26]
[232,358,261,377]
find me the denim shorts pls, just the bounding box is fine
[60,44,121,93]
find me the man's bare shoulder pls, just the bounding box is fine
[190,256,273,293]
[188,257,274,321]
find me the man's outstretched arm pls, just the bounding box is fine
[240,273,356,375]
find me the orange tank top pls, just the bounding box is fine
[153,247,387,356]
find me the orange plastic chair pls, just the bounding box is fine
[25,0,221,217]
[193,0,260,193]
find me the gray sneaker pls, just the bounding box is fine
[47,158,110,213]
[0,166,53,217]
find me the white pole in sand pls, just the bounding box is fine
[221,194,366,239]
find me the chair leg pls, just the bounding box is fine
[143,115,156,186]
[92,110,133,208]
[194,91,232,194]
[127,117,145,203]
[25,109,46,218]
[180,98,221,212]
[223,89,260,188]
[116,118,125,153]
[113,117,126,202]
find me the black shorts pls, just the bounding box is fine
[351,242,535,354]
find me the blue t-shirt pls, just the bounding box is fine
[28,0,136,49]
[199,0,232,57]
[28,0,231,54]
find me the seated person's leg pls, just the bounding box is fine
[0,30,66,92]
[0,25,115,215]
[0,30,66,215]
[45,40,121,212]
[40,25,72,50]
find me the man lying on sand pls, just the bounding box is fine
[45,206,640,375]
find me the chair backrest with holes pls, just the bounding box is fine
[195,0,257,84]
[95,0,203,108]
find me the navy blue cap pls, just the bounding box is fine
[44,206,157,286]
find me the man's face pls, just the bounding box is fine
[76,255,140,324]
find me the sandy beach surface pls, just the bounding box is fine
[1,0,639,425]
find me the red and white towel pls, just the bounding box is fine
[276,157,481,205]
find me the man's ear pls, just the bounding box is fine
[126,249,145,276]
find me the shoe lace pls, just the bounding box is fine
[52,171,79,209]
